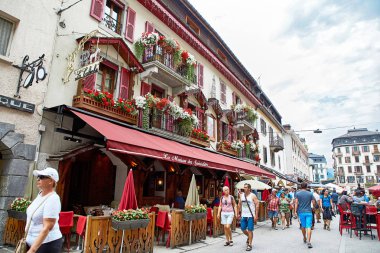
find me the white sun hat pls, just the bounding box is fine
[33,167,59,182]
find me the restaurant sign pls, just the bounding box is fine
[162,153,209,167]
[0,95,35,113]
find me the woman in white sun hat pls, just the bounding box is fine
[25,167,63,253]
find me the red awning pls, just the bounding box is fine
[71,111,274,178]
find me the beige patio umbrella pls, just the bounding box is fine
[185,174,200,206]
[235,179,271,190]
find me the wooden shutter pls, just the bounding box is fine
[196,107,204,131]
[141,81,151,96]
[119,68,130,100]
[228,125,234,142]
[232,92,236,105]
[125,7,136,42]
[198,63,204,88]
[90,0,105,21]
[82,74,97,90]
[145,21,154,33]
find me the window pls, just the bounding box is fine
[263,146,268,164]
[186,16,200,35]
[354,156,359,163]
[356,176,364,183]
[0,16,14,56]
[353,146,359,152]
[345,147,350,154]
[339,176,345,183]
[348,166,352,173]
[345,157,351,163]
[222,122,229,141]
[374,144,379,152]
[374,155,380,162]
[270,151,275,167]
[337,147,341,153]
[220,79,226,104]
[196,107,205,131]
[366,176,374,183]
[354,166,362,173]
[347,176,355,183]
[366,166,371,173]
[217,49,227,62]
[96,64,117,93]
[377,165,380,174]
[365,156,370,163]
[103,0,123,34]
[260,119,267,135]
[278,157,281,169]
[206,115,215,140]
[338,157,342,164]
[362,146,369,152]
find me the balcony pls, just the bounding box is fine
[141,45,196,89]
[363,160,372,165]
[235,111,255,134]
[72,94,137,125]
[354,171,363,175]
[373,149,380,154]
[102,13,122,34]
[217,141,237,157]
[236,148,259,164]
[270,135,284,152]
[336,171,345,176]
[335,152,343,157]
[352,150,361,155]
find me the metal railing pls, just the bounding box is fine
[269,135,284,150]
[103,13,122,34]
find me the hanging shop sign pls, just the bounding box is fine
[64,30,102,83]
[0,95,35,113]
[12,54,47,98]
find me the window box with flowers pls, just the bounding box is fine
[190,129,210,147]
[73,89,138,125]
[218,140,238,157]
[7,198,31,221]
[183,205,207,221]
[111,208,150,230]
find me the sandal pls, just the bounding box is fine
[229,241,233,246]
[246,245,252,251]
[246,238,249,246]
[224,241,230,246]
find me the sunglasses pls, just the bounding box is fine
[224,200,228,206]
[37,175,51,180]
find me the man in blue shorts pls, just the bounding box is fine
[295,182,316,249]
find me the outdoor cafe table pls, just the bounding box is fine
[169,209,207,248]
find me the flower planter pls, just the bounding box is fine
[73,95,137,125]
[219,144,237,157]
[183,212,206,221]
[190,137,210,148]
[111,218,150,230]
[195,212,207,220]
[7,210,27,221]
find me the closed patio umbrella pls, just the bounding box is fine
[185,174,200,206]
[118,170,138,210]
[224,176,230,189]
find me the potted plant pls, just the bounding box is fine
[111,208,150,230]
[8,198,31,220]
[183,205,207,221]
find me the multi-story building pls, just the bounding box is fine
[0,0,289,243]
[308,153,328,183]
[283,124,309,182]
[332,128,380,189]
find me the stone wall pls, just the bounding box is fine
[0,122,36,244]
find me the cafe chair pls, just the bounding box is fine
[59,211,74,252]
[206,208,213,237]
[351,204,372,240]
[365,205,379,240]
[75,215,87,251]
[156,211,171,248]
[337,204,354,236]
[149,206,159,214]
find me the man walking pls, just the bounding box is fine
[295,182,316,249]
[267,189,280,230]
[238,183,259,251]
[331,189,339,213]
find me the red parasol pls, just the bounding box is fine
[262,189,270,201]
[118,170,138,210]
[368,184,380,198]
[224,176,230,189]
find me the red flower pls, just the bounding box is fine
[126,108,131,113]
[111,100,115,106]
[102,97,107,102]
[118,98,123,103]
[104,101,109,106]
[181,50,189,60]
[94,91,99,96]
[107,93,113,99]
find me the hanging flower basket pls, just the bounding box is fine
[111,218,150,230]
[7,210,27,221]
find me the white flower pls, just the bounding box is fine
[231,140,244,150]
[186,53,196,65]
[249,141,257,151]
[233,104,245,113]
[135,96,147,109]
[140,32,159,46]
[191,114,199,126]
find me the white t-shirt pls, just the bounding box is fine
[240,193,256,218]
[26,192,62,246]
[312,192,320,207]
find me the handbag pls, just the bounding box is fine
[15,193,53,253]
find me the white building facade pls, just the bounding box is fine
[308,153,328,183]
[283,124,309,182]
[332,128,380,189]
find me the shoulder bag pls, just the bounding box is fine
[243,193,255,219]
[15,193,53,253]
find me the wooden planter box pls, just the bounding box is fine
[190,137,210,148]
[7,210,27,221]
[73,95,137,125]
[218,144,237,157]
[111,218,150,230]
[183,212,207,221]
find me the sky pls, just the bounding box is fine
[188,0,380,167]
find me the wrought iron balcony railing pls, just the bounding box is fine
[269,135,284,152]
[103,13,122,34]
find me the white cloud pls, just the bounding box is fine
[189,0,380,167]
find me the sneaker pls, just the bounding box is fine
[307,242,313,248]
[229,241,233,246]
[224,241,230,246]
[323,224,326,230]
[246,245,252,251]
[327,226,330,231]
[303,238,307,243]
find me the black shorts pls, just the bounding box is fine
[28,238,63,253]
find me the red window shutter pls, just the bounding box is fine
[227,125,232,142]
[232,92,236,105]
[125,7,136,42]
[90,0,105,21]
[145,21,154,33]
[141,81,151,96]
[83,74,97,90]
[119,68,130,100]
[196,107,204,130]
[198,63,204,88]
